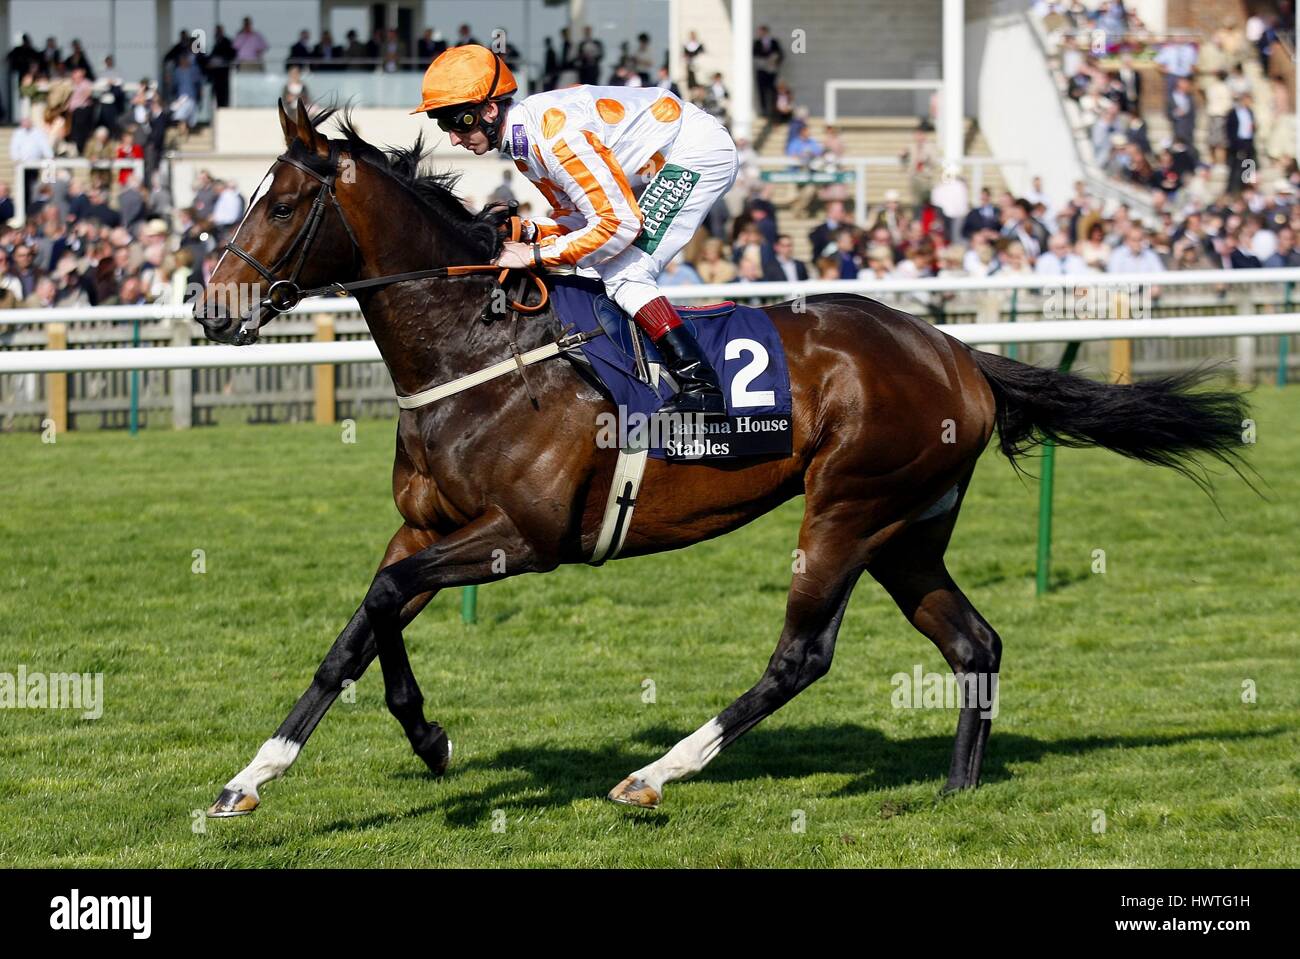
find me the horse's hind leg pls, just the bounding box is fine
[608,500,874,808]
[208,524,439,817]
[867,483,1002,793]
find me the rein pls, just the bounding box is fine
[222,145,549,343]
[222,143,592,409]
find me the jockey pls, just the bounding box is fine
[412,44,739,416]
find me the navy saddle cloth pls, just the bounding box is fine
[548,275,794,461]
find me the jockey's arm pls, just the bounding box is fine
[525,204,586,241]
[528,131,644,269]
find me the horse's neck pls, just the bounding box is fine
[346,176,557,398]
[357,268,559,399]
[356,280,489,397]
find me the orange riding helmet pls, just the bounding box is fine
[410,44,518,115]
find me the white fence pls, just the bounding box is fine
[3,269,1299,432]
[5,314,1300,375]
[824,79,943,125]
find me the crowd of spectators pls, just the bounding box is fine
[5,30,198,219]
[585,10,1300,307]
[0,17,736,317]
[0,19,263,311]
[0,163,252,311]
[1044,2,1297,197]
[4,11,1300,323]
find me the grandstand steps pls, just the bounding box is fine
[174,124,215,154]
[1042,20,1289,207]
[751,116,1009,263]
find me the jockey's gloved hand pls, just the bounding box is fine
[488,201,537,245]
[494,215,537,244]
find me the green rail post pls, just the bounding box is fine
[1035,341,1081,597]
[461,586,478,625]
[1280,281,1293,387]
[1007,288,1019,362]
[129,319,141,435]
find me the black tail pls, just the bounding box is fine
[971,350,1255,494]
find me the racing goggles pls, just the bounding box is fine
[430,105,484,135]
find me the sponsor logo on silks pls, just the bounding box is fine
[511,124,528,160]
[633,163,698,255]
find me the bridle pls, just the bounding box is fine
[218,140,548,345]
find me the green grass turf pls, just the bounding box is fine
[0,385,1296,868]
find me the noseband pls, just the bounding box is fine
[218,143,548,345]
[223,143,361,340]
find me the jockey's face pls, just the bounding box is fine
[446,101,499,155]
[448,126,489,153]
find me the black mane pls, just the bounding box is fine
[291,106,507,260]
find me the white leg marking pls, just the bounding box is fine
[224,736,301,799]
[917,483,960,522]
[631,717,725,793]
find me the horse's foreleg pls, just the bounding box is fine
[207,525,438,817]
[609,501,871,808]
[362,506,540,774]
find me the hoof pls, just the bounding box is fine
[418,729,453,777]
[207,787,259,818]
[607,776,661,809]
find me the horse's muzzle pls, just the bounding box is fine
[191,296,261,345]
[193,308,241,344]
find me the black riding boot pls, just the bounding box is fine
[652,325,726,416]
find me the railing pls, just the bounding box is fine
[823,79,944,125]
[1026,11,1165,220]
[1044,28,1205,56]
[229,59,535,108]
[753,154,1026,219]
[2,269,1298,432]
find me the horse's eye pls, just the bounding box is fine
[271,204,292,219]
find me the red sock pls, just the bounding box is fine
[632,295,683,340]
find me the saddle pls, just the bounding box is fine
[591,293,737,390]
[548,275,794,463]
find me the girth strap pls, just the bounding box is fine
[394,328,604,409]
[587,363,661,565]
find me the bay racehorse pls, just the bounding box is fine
[194,102,1249,815]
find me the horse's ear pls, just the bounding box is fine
[295,98,326,156]
[278,98,297,147]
